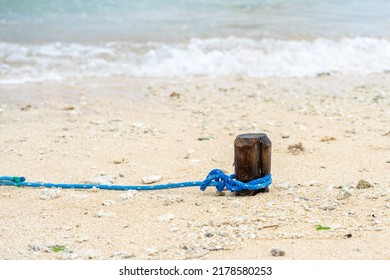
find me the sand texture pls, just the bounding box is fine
[0,74,389,260]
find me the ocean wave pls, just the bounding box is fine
[1,37,390,84]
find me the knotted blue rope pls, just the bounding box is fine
[0,169,272,192]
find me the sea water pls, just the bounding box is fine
[0,0,389,84]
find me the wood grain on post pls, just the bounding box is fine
[234,133,272,196]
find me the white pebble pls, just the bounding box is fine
[40,188,61,200]
[120,190,138,200]
[88,175,114,185]
[141,175,162,184]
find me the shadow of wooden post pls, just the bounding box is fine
[234,133,272,196]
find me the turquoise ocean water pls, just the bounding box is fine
[1,0,390,83]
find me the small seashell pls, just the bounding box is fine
[271,248,285,257]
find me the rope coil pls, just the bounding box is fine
[0,169,272,192]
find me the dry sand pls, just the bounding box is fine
[0,74,389,260]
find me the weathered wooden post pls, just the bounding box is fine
[234,133,272,196]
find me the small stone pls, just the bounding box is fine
[336,190,352,200]
[95,210,115,218]
[215,191,225,197]
[288,142,304,154]
[88,175,114,185]
[158,214,175,222]
[319,202,339,211]
[40,188,61,200]
[163,196,184,206]
[195,201,203,206]
[20,104,32,111]
[345,233,353,238]
[271,248,285,257]
[198,136,213,141]
[320,136,336,142]
[113,158,128,164]
[356,180,373,189]
[170,91,181,99]
[141,175,162,184]
[119,190,138,200]
[204,232,214,238]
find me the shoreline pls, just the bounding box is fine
[0,74,389,259]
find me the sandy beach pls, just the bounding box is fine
[0,73,389,260]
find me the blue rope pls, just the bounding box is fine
[0,169,272,192]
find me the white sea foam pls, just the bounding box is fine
[1,37,389,84]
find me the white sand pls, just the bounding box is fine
[0,74,389,259]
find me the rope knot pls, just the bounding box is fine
[0,176,25,187]
[200,169,272,192]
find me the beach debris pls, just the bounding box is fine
[271,248,285,257]
[50,245,66,253]
[20,104,32,111]
[320,136,336,142]
[158,213,175,222]
[113,157,128,164]
[198,136,214,141]
[317,72,331,77]
[40,188,61,200]
[170,91,181,99]
[315,225,330,231]
[141,175,162,184]
[95,210,116,218]
[288,142,304,154]
[356,179,374,189]
[215,191,225,197]
[345,233,353,238]
[62,106,75,111]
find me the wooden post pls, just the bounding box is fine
[234,133,272,196]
